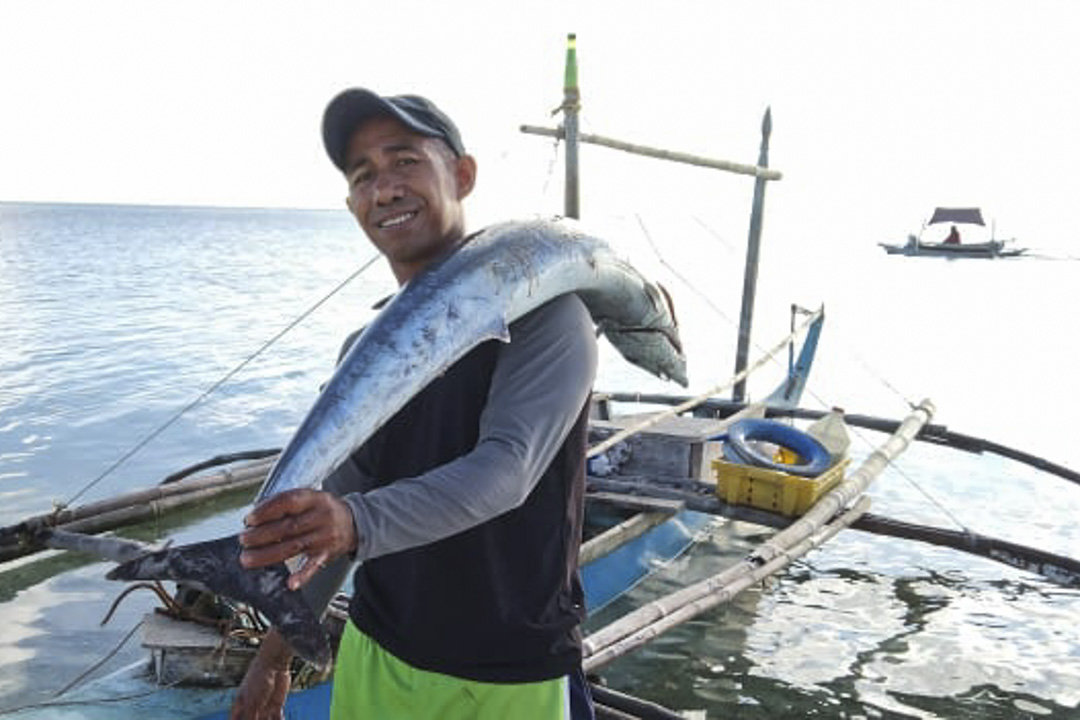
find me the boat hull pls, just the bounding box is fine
[2,509,712,720]
[879,240,1025,258]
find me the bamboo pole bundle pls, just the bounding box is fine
[0,456,276,563]
[57,482,258,535]
[582,399,934,669]
[752,399,934,566]
[584,495,870,671]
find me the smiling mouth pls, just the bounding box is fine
[378,211,417,229]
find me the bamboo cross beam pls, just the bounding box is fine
[596,394,1080,487]
[586,476,1080,588]
[519,125,783,180]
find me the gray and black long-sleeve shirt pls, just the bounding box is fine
[304,292,597,682]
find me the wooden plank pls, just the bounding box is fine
[142,612,255,687]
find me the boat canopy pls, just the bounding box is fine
[928,207,984,226]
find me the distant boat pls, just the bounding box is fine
[879,206,1026,258]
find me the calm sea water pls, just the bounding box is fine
[0,202,1077,718]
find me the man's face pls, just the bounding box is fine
[344,115,475,284]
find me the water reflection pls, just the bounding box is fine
[599,537,1080,717]
[2,203,1079,716]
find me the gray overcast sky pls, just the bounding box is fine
[2,1,1077,251]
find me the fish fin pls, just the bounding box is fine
[107,534,331,668]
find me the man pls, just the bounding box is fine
[229,88,598,719]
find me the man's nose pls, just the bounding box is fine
[374,173,405,205]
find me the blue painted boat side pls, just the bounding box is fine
[582,510,713,613]
[1,509,712,720]
[198,510,714,719]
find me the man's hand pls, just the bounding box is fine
[239,488,358,590]
[229,629,293,720]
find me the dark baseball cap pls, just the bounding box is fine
[322,88,465,171]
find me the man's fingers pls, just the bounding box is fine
[240,493,330,551]
[239,530,320,569]
[240,514,313,551]
[236,489,356,571]
[243,488,320,526]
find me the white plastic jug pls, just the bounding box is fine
[807,407,850,459]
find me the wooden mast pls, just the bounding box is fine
[562,33,581,219]
[524,48,782,403]
[732,107,773,402]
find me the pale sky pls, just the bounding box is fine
[2,1,1078,253]
[3,0,1078,458]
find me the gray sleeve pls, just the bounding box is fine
[340,293,597,561]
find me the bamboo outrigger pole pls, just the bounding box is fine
[0,457,275,563]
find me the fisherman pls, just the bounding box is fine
[229,89,598,719]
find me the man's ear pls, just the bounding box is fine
[454,154,478,200]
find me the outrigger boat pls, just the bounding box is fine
[879,206,1026,258]
[0,308,825,720]
[3,37,1078,720]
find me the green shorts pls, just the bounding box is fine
[330,621,572,720]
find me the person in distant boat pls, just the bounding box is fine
[229,89,598,720]
[944,225,961,244]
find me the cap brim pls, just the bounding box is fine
[322,88,447,171]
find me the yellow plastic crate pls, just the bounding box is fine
[711,457,850,517]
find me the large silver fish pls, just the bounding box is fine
[108,216,686,666]
[258,216,686,502]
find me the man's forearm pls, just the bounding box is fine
[256,627,295,669]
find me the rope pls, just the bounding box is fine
[0,675,190,717]
[635,214,735,326]
[589,308,823,459]
[54,620,144,697]
[610,214,972,535]
[879,454,972,533]
[788,342,970,533]
[691,214,741,257]
[62,254,381,509]
[540,135,562,205]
